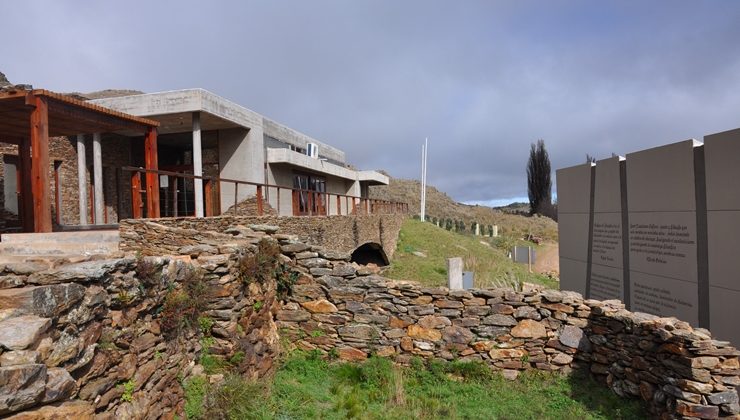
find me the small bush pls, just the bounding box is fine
[238,238,281,284]
[159,266,207,338]
[136,257,161,286]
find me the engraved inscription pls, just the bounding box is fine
[629,223,695,264]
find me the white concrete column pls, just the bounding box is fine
[76,134,88,225]
[192,112,204,217]
[93,133,104,224]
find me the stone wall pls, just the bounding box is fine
[0,226,283,418]
[4,221,740,418]
[277,245,740,419]
[119,214,406,260]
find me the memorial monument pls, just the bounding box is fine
[557,129,740,345]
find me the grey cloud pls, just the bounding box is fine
[2,1,740,203]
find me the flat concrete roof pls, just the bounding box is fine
[90,89,261,134]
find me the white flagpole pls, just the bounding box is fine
[421,137,428,222]
[420,142,425,221]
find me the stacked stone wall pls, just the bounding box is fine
[277,249,740,419]
[2,220,739,418]
[0,226,282,418]
[119,214,405,260]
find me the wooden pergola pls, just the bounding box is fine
[0,88,160,232]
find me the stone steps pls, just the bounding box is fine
[0,230,120,263]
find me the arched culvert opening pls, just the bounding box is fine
[350,242,389,266]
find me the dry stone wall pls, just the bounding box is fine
[279,246,740,419]
[119,214,405,260]
[0,226,283,419]
[3,218,740,418]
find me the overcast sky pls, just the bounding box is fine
[3,1,740,206]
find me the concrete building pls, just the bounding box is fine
[91,89,389,218]
[0,87,397,233]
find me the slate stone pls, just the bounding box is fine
[0,316,51,350]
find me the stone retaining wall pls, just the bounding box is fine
[278,243,740,419]
[0,226,282,418]
[119,214,405,260]
[3,222,740,419]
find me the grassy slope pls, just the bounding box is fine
[187,352,647,420]
[369,177,558,243]
[385,219,558,289]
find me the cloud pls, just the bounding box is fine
[2,0,740,203]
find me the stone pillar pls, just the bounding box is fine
[93,133,104,224]
[493,225,498,237]
[447,257,463,290]
[192,112,204,218]
[76,134,88,225]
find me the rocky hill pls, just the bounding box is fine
[369,176,558,241]
[0,71,9,87]
[66,89,145,100]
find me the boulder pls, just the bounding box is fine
[0,316,51,350]
[0,364,47,415]
[337,347,367,362]
[41,368,76,403]
[28,259,133,285]
[4,400,94,420]
[0,284,85,318]
[511,319,547,339]
[0,350,41,367]
[301,299,338,314]
[407,325,442,341]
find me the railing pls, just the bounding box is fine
[122,166,409,219]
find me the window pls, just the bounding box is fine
[293,173,326,215]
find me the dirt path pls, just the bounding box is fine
[534,242,559,275]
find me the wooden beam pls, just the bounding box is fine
[18,136,34,232]
[131,171,142,219]
[29,95,51,232]
[144,127,160,218]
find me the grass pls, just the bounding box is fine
[184,352,648,419]
[385,219,558,289]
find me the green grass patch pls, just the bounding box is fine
[386,219,558,289]
[185,352,647,419]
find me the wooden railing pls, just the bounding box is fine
[122,166,408,219]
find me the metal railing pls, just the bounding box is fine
[122,166,409,219]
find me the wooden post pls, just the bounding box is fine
[144,127,160,218]
[18,136,34,232]
[256,185,264,216]
[204,180,213,217]
[29,95,51,232]
[131,171,142,219]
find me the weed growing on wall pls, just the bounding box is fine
[238,238,298,298]
[160,266,208,338]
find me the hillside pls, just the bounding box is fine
[369,176,558,242]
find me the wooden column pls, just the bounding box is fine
[29,95,51,232]
[144,127,160,218]
[131,172,142,219]
[18,136,34,232]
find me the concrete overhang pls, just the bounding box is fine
[358,171,389,185]
[263,118,345,164]
[90,89,263,135]
[267,148,359,181]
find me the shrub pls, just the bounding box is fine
[159,266,207,338]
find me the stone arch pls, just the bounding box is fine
[350,242,389,266]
